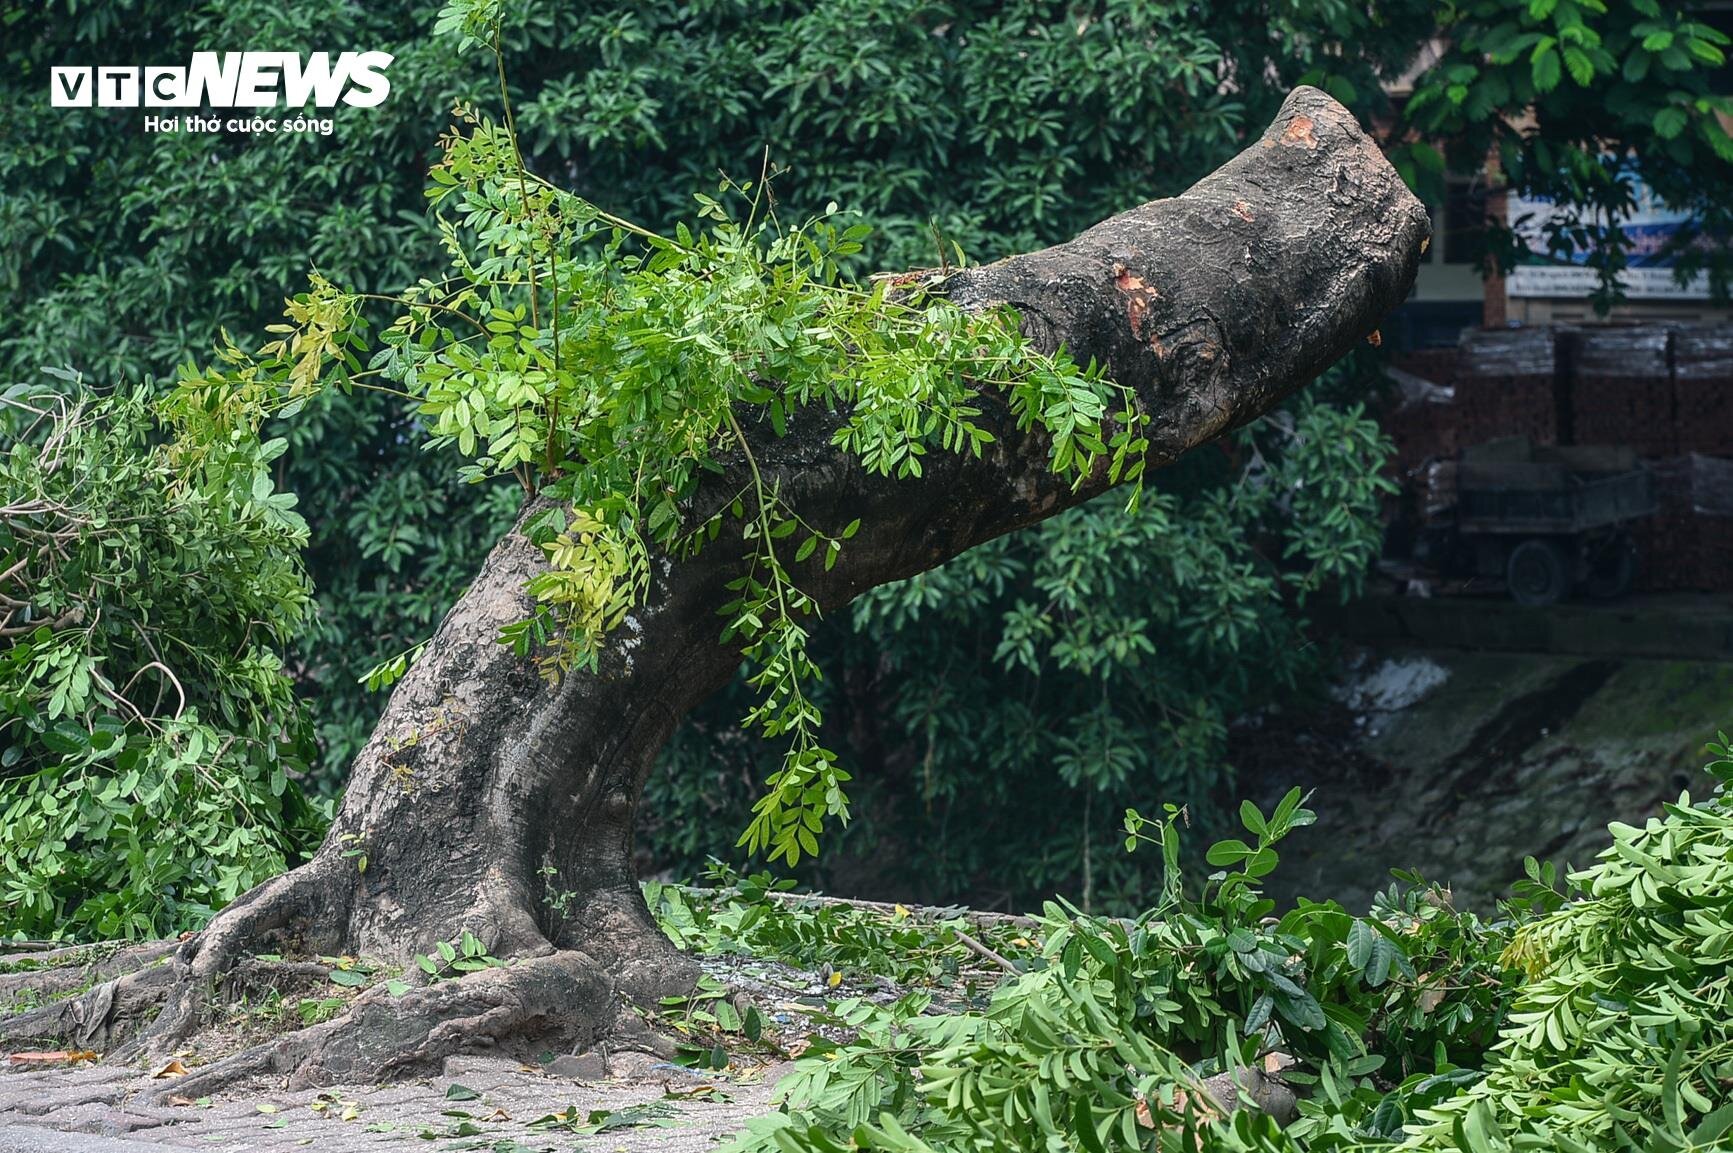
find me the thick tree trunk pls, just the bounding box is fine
[1,86,1427,1086]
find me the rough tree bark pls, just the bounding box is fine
[0,86,1427,1089]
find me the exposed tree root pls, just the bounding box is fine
[143,949,615,1101]
[0,963,175,1054]
[1,862,693,1098]
[0,938,178,1013]
[134,858,348,1063]
[0,938,177,975]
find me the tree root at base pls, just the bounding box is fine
[144,949,619,1101]
[1,895,696,1101]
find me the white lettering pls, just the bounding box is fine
[236,52,295,107]
[97,67,138,107]
[340,51,394,107]
[144,66,190,106]
[282,52,350,108]
[186,52,244,107]
[53,51,393,116]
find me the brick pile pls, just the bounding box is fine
[1633,455,1733,592]
[1378,323,1732,592]
[1674,327,1733,455]
[1570,326,1676,456]
[1634,457,1697,592]
[1452,327,1559,449]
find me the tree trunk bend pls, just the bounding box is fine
[1,86,1427,1087]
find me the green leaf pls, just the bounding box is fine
[1532,47,1562,91]
[1206,838,1255,867]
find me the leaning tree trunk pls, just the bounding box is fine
[1,87,1427,1089]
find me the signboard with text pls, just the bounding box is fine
[1506,172,1708,300]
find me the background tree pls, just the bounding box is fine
[1399,0,1733,310]
[2,0,1728,931]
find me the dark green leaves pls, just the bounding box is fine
[1344,919,1408,988]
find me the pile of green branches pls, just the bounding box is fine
[687,739,1733,1153]
[0,383,326,940]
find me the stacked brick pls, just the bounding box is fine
[1390,348,1461,388]
[1675,328,1733,455]
[1634,457,1697,591]
[1634,455,1733,591]
[1689,453,1733,591]
[1386,391,1460,475]
[1380,322,1733,592]
[1570,327,1677,456]
[1452,327,1560,449]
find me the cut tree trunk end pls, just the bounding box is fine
[0,86,1426,1091]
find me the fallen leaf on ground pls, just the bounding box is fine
[7,1051,98,1065]
[151,1059,188,1079]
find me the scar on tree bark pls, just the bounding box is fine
[0,86,1428,1094]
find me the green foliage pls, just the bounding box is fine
[1402,0,1733,310]
[703,741,1733,1153]
[712,787,1519,1153]
[648,388,1395,906]
[413,930,505,981]
[0,384,326,940]
[1403,735,1733,1152]
[651,865,1040,989]
[188,10,1140,868]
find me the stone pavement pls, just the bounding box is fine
[0,1051,785,1152]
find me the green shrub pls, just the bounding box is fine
[1404,734,1733,1152]
[0,383,327,940]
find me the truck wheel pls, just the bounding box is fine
[1583,533,1637,600]
[1507,538,1570,606]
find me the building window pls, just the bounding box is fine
[1442,177,1488,267]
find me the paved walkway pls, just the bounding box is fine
[0,1051,784,1152]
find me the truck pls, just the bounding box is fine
[1413,438,1657,606]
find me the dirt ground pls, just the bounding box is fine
[1233,648,1733,911]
